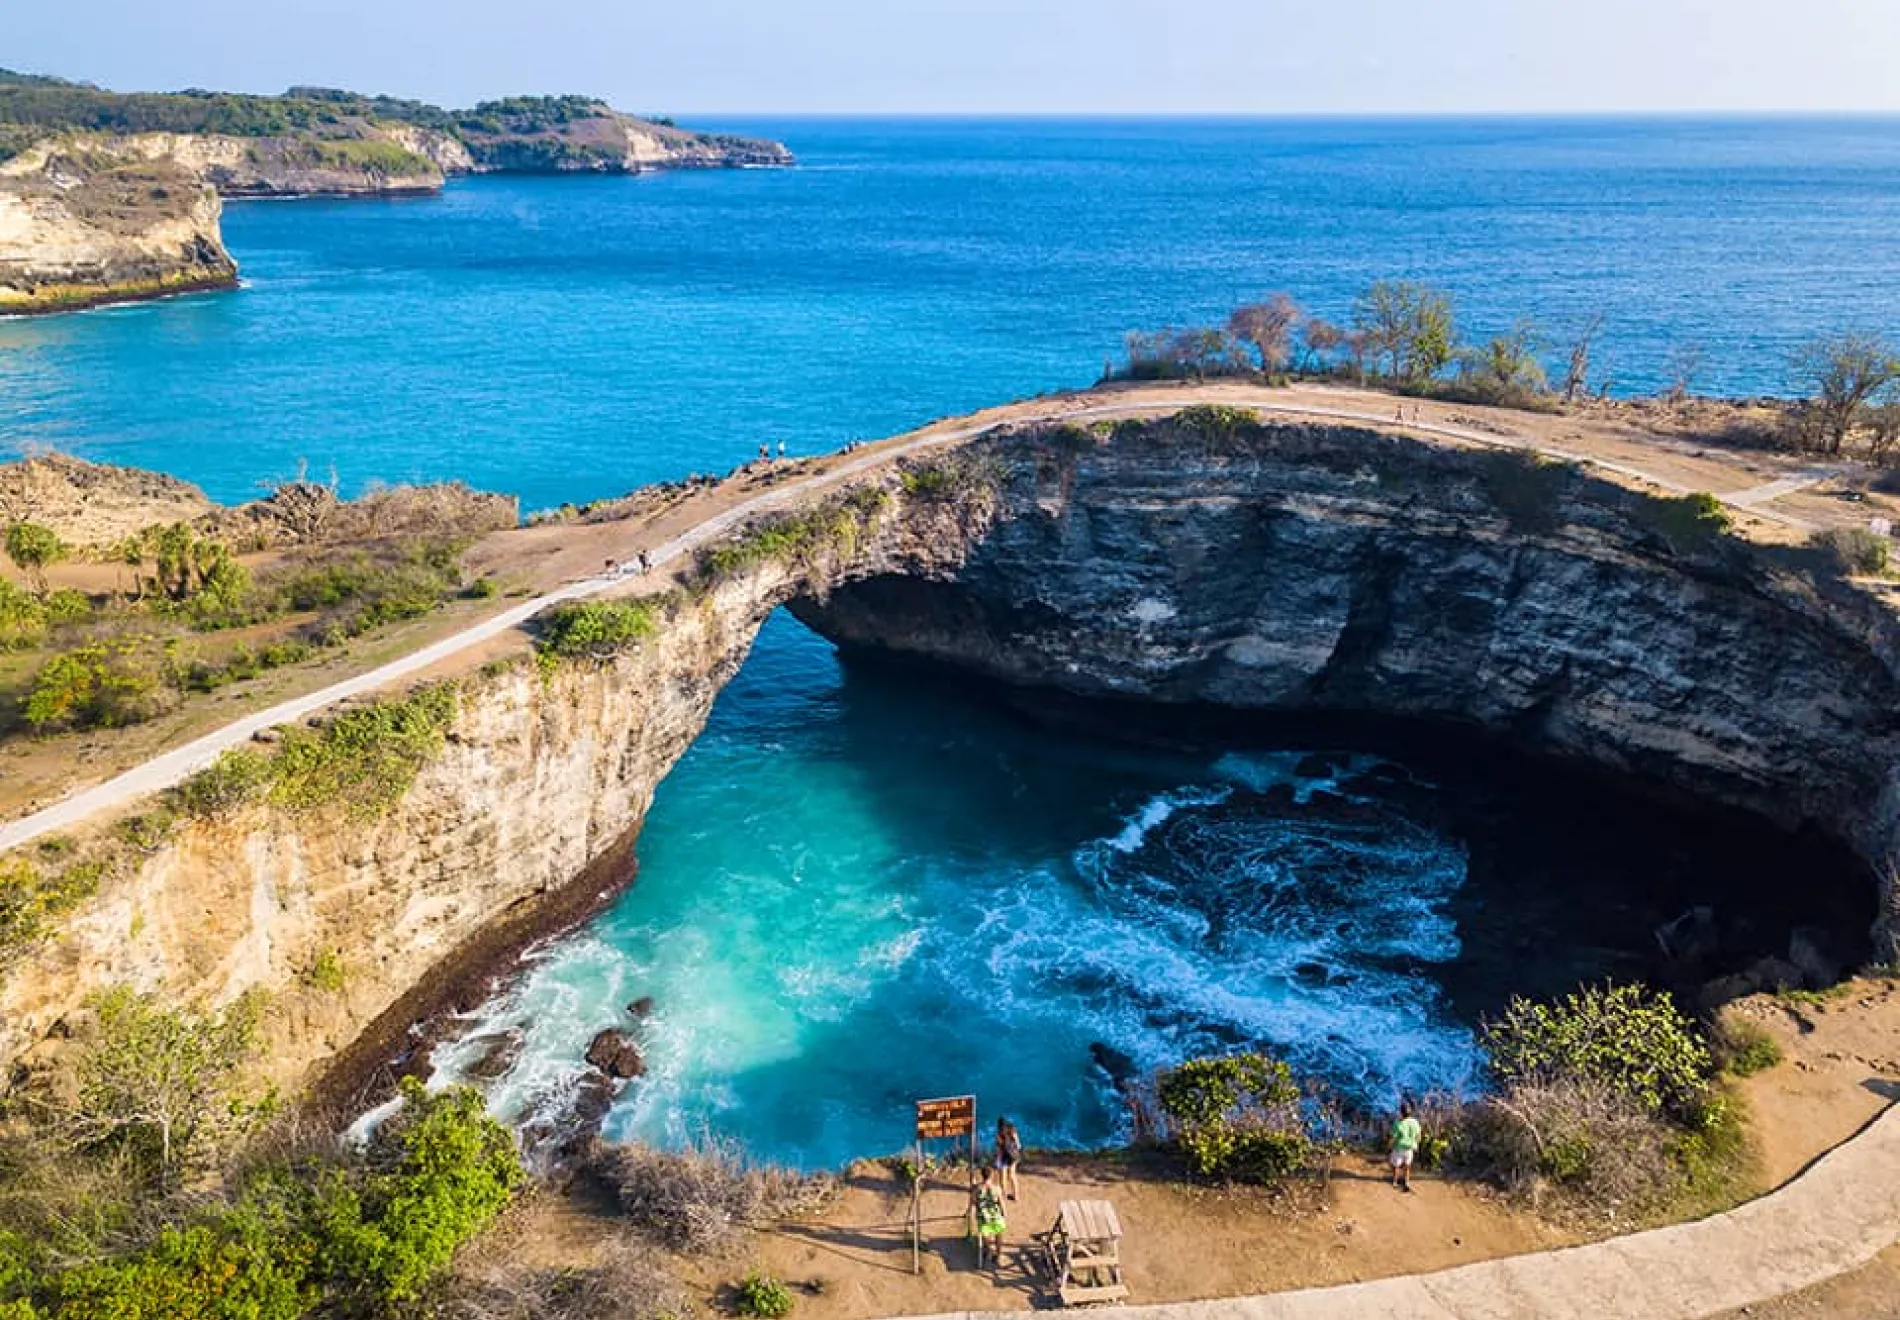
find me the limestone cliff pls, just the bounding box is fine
[0,483,985,1095]
[8,409,1900,1102]
[0,139,237,313]
[109,130,447,197]
[795,417,1900,950]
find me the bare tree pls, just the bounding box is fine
[1664,343,1705,406]
[1302,317,1344,374]
[1228,294,1302,375]
[1562,313,1605,403]
[1790,333,1900,456]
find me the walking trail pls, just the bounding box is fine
[0,392,1818,855]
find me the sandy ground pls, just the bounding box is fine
[483,979,1900,1320]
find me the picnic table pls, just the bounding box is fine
[1035,1198,1128,1306]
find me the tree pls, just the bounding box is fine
[1353,280,1456,383]
[4,522,65,596]
[1790,333,1900,456]
[1301,317,1344,373]
[70,987,263,1182]
[1227,294,1302,375]
[1664,343,1705,406]
[1460,320,1549,403]
[1561,313,1604,403]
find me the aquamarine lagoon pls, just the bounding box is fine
[4,117,1897,1168]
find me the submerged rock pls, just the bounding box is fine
[462,1027,525,1081]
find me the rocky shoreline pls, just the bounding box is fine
[0,76,792,314]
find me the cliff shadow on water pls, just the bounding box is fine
[815,622,1877,1028]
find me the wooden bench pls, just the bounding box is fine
[1036,1198,1128,1307]
[1060,1283,1131,1307]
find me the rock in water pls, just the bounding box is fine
[627,996,656,1019]
[586,1028,646,1079]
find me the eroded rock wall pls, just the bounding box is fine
[0,140,237,312]
[794,420,1900,951]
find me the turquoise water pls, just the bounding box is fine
[3,118,1896,1167]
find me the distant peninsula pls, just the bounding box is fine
[0,70,792,314]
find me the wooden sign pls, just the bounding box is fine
[915,1094,976,1140]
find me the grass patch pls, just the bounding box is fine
[691,488,888,588]
[0,853,106,966]
[534,598,662,670]
[170,682,458,823]
[1713,1018,1782,1077]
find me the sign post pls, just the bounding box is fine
[911,1095,977,1275]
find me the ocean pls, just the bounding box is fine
[3,117,1894,1166]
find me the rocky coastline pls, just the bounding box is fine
[0,75,792,313]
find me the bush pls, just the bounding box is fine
[267,682,458,819]
[71,988,264,1182]
[0,580,46,650]
[1153,1052,1310,1181]
[1481,983,1711,1119]
[1173,405,1261,443]
[316,1080,522,1305]
[732,1272,794,1319]
[1812,526,1891,576]
[535,599,659,667]
[22,642,174,732]
[172,749,274,819]
[47,1200,314,1320]
[692,491,887,588]
[0,854,106,964]
[589,1137,833,1254]
[1454,1079,1682,1219]
[1635,491,1732,553]
[1713,1018,1783,1078]
[1480,450,1575,534]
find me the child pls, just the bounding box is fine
[971,1165,1007,1269]
[1389,1100,1422,1193]
[994,1116,1024,1200]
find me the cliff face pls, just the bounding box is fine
[0,485,985,1094]
[110,131,448,197]
[0,140,237,313]
[456,111,793,173]
[8,412,1898,1099]
[793,419,1900,950]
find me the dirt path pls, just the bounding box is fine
[0,383,1865,852]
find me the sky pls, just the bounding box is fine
[8,0,1900,116]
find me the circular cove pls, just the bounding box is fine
[429,611,1873,1171]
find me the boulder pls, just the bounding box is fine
[462,1027,525,1081]
[586,1028,646,1079]
[627,996,656,1020]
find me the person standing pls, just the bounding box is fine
[994,1116,1024,1200]
[970,1165,1007,1270]
[1389,1100,1422,1193]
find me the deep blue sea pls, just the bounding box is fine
[4,118,1895,1167]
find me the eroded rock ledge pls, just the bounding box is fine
[5,409,1898,1101]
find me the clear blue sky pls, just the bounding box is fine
[10,0,1900,115]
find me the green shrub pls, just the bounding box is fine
[1154,1052,1309,1181]
[464,575,499,600]
[315,1079,522,1304]
[899,465,958,502]
[41,589,93,627]
[267,683,457,819]
[692,491,886,587]
[535,599,659,666]
[1173,405,1261,442]
[732,1271,794,1319]
[48,1200,314,1320]
[1636,491,1732,553]
[302,949,346,994]
[1811,526,1891,576]
[0,580,46,650]
[0,854,106,963]
[172,749,274,819]
[22,643,172,732]
[1482,983,1711,1118]
[1480,450,1576,534]
[73,988,264,1181]
[1713,1018,1783,1078]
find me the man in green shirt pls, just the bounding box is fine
[1389,1101,1422,1193]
